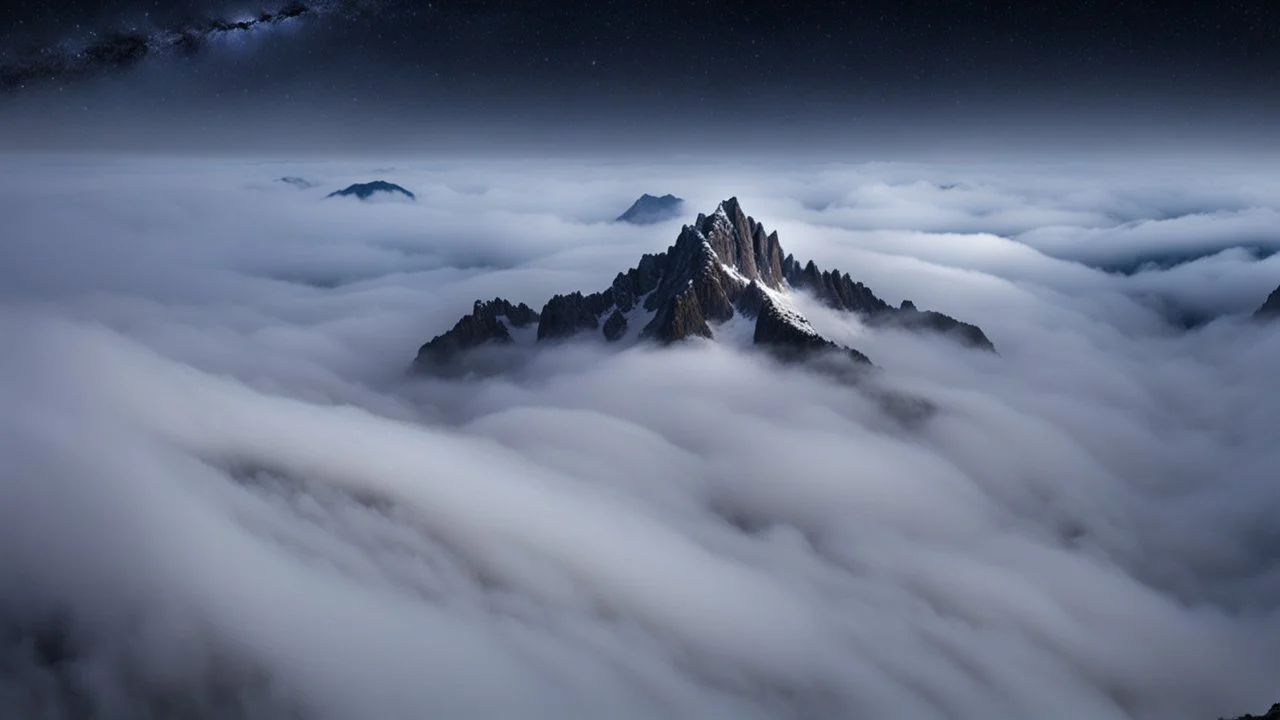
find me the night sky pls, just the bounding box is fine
[2,0,1277,154]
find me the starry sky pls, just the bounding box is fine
[1,0,1277,154]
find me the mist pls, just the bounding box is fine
[1,155,1278,719]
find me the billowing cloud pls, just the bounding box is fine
[0,156,1278,719]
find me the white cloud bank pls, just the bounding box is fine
[0,155,1278,719]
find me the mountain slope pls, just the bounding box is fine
[1254,284,1280,319]
[413,197,992,374]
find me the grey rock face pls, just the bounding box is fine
[1255,285,1280,319]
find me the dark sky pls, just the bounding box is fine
[1,0,1277,154]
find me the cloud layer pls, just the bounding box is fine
[0,155,1278,719]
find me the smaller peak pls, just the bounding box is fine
[326,181,415,201]
[617,193,685,224]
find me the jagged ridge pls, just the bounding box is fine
[780,255,995,351]
[415,298,538,367]
[412,197,993,374]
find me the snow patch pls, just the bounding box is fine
[758,285,822,338]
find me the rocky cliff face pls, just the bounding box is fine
[1254,285,1280,319]
[411,197,993,374]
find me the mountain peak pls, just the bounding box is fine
[616,193,684,224]
[688,197,785,290]
[326,181,415,201]
[413,197,994,375]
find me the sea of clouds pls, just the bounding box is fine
[0,155,1278,719]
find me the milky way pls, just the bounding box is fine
[0,1,378,92]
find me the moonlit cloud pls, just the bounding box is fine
[1,155,1278,719]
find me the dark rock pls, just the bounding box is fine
[1221,703,1280,720]
[413,298,537,369]
[753,292,871,365]
[603,309,628,341]
[326,181,415,201]
[638,228,733,339]
[611,252,666,312]
[634,197,789,342]
[735,280,768,318]
[537,292,607,341]
[616,193,684,224]
[1254,285,1280,319]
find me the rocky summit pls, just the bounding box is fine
[412,197,993,374]
[326,181,415,201]
[616,193,684,224]
[1254,284,1280,319]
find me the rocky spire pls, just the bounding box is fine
[694,197,786,290]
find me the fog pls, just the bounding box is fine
[1,155,1278,719]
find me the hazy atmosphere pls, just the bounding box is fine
[2,2,1278,719]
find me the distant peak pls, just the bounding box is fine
[326,181,415,201]
[617,193,684,224]
[278,176,317,189]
